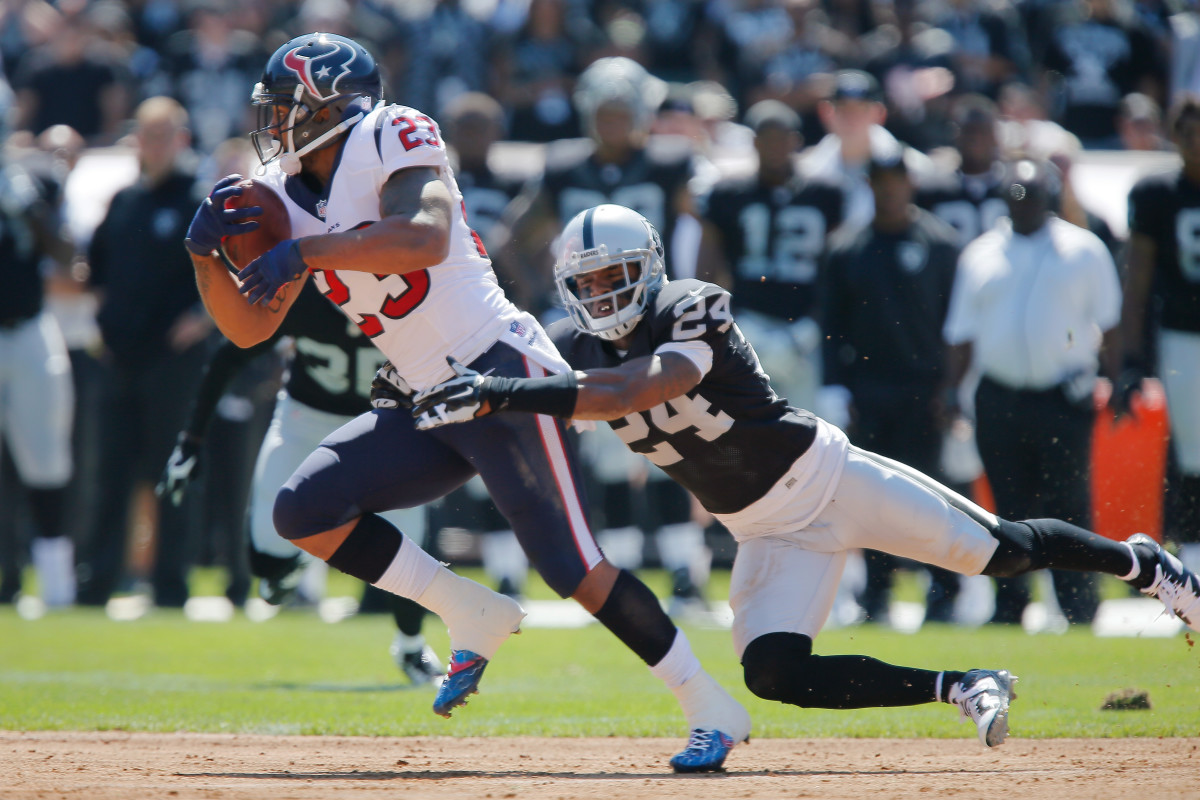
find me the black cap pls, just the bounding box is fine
[832,69,882,103]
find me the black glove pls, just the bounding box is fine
[411,357,489,429]
[1109,365,1147,420]
[370,361,414,410]
[156,433,202,507]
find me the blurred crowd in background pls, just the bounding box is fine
[1,0,1197,633]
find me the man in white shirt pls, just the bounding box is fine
[943,159,1122,625]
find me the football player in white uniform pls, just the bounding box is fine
[408,203,1200,751]
[183,33,748,772]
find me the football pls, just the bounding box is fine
[220,178,291,270]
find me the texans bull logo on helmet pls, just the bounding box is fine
[282,39,358,103]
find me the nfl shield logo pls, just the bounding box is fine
[316,199,328,220]
[509,321,527,337]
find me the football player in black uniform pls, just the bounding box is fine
[401,204,1200,752]
[158,281,445,686]
[914,95,1009,250]
[1121,96,1200,574]
[697,99,843,413]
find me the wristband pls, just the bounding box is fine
[484,371,580,418]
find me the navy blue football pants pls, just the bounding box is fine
[273,341,601,598]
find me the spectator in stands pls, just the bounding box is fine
[1116,92,1169,151]
[1040,0,1166,148]
[933,0,1030,99]
[149,0,264,155]
[804,69,933,231]
[491,0,583,143]
[398,0,499,122]
[12,7,131,144]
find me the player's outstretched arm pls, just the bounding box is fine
[409,352,703,429]
[296,166,453,277]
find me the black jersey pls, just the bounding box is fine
[541,137,694,277]
[548,279,819,515]
[0,163,48,323]
[280,282,387,416]
[821,210,960,386]
[1127,169,1200,333]
[700,173,844,320]
[182,281,384,441]
[915,167,1008,249]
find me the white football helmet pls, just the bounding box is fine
[555,204,667,341]
[573,57,668,140]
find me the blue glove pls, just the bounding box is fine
[237,239,308,305]
[184,174,261,256]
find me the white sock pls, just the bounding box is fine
[31,536,75,608]
[372,534,440,599]
[648,630,701,689]
[393,631,426,654]
[1116,541,1141,582]
[416,568,525,659]
[670,670,752,742]
[655,523,707,575]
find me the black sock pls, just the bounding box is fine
[743,632,942,708]
[26,487,67,539]
[593,569,678,666]
[939,671,966,702]
[391,595,426,637]
[985,518,1143,579]
[326,513,403,584]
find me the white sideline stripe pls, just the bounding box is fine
[523,357,603,570]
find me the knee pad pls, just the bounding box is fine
[272,484,338,541]
[982,519,1039,577]
[741,632,813,702]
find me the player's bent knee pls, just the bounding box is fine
[272,484,331,541]
[981,518,1039,577]
[742,632,813,703]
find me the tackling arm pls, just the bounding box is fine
[406,352,704,428]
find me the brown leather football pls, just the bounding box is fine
[220,179,291,270]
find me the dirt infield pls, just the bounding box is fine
[4,732,1199,800]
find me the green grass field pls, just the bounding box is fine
[2,568,1198,740]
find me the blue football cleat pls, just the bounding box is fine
[432,649,488,718]
[669,728,738,773]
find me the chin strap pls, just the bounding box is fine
[276,84,366,175]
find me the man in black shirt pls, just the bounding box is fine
[822,154,962,623]
[401,203,1200,757]
[77,96,213,608]
[1121,96,1200,574]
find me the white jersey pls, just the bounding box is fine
[257,102,567,391]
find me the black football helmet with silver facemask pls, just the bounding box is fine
[250,32,382,175]
[555,204,667,341]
